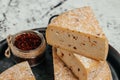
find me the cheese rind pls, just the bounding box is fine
[93,62,112,80]
[56,48,106,80]
[46,6,108,60]
[52,47,78,80]
[0,61,36,80]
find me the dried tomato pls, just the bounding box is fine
[14,32,41,51]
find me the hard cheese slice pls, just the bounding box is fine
[52,47,78,80]
[46,6,108,60]
[0,61,36,80]
[56,48,112,80]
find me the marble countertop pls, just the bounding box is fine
[0,0,120,53]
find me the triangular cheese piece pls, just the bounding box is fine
[46,6,108,60]
[0,61,36,80]
[52,47,78,80]
[56,48,112,80]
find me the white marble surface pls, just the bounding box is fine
[0,0,120,53]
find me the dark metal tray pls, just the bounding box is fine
[0,28,120,80]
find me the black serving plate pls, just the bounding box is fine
[0,27,120,80]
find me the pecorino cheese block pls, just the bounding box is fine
[56,48,112,80]
[0,61,36,80]
[52,47,78,80]
[46,6,108,60]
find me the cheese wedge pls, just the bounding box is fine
[52,47,78,80]
[0,61,36,80]
[56,48,107,80]
[46,6,108,60]
[53,47,112,80]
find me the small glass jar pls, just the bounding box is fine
[5,30,46,67]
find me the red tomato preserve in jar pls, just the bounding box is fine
[14,32,41,51]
